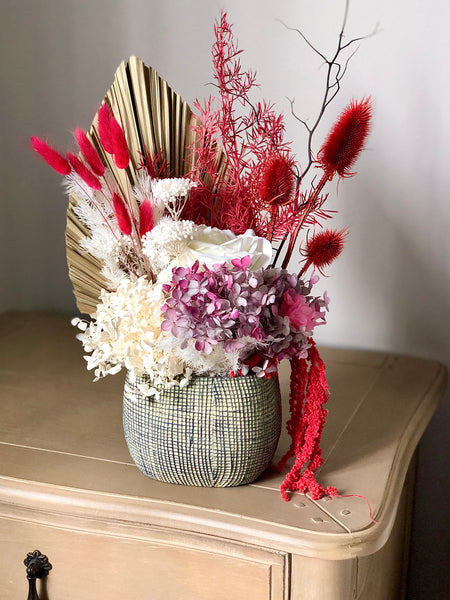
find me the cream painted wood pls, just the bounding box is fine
[0,516,286,599]
[0,311,447,598]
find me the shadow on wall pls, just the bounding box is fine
[345,183,450,600]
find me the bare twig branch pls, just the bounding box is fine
[272,0,376,268]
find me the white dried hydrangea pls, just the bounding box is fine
[152,177,198,220]
[72,276,191,395]
[141,217,198,274]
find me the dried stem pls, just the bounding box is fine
[272,0,377,268]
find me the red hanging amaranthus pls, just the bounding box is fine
[276,342,338,501]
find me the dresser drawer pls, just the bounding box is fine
[0,513,286,599]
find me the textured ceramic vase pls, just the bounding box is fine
[123,373,282,487]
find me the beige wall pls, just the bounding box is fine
[0,1,448,597]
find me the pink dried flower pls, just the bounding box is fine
[280,288,324,333]
[30,137,71,175]
[67,152,102,190]
[74,128,105,176]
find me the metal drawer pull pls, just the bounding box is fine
[24,550,52,600]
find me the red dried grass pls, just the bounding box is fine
[97,103,113,154]
[110,117,130,169]
[112,192,132,235]
[139,200,154,237]
[67,152,102,190]
[74,128,105,176]
[30,137,71,176]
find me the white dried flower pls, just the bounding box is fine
[133,173,165,225]
[152,177,197,220]
[73,276,188,387]
[141,218,199,273]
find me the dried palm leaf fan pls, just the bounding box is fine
[66,55,227,315]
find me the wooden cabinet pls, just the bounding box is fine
[0,312,447,599]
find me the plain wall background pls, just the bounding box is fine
[1,0,448,596]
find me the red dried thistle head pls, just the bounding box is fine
[67,152,102,190]
[318,98,372,178]
[112,192,132,235]
[30,137,71,176]
[74,128,105,177]
[301,228,348,275]
[259,155,295,206]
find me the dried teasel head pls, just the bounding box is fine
[258,155,296,206]
[300,228,348,276]
[318,98,372,178]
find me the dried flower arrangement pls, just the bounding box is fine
[31,6,372,500]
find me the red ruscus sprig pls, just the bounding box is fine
[276,341,338,501]
[299,228,348,277]
[74,128,105,176]
[30,137,71,175]
[112,192,132,235]
[67,152,102,190]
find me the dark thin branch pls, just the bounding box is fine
[281,0,376,183]
[272,0,376,268]
[276,20,328,63]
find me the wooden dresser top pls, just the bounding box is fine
[0,311,446,559]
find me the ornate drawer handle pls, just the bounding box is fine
[24,550,52,600]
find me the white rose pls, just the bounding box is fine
[180,226,272,270]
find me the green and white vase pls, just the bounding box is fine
[123,372,282,487]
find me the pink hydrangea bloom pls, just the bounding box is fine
[280,288,323,333]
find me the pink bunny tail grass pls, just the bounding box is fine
[139,200,154,237]
[110,117,130,169]
[31,137,71,176]
[74,128,105,176]
[67,153,102,191]
[113,192,132,235]
[97,103,114,154]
